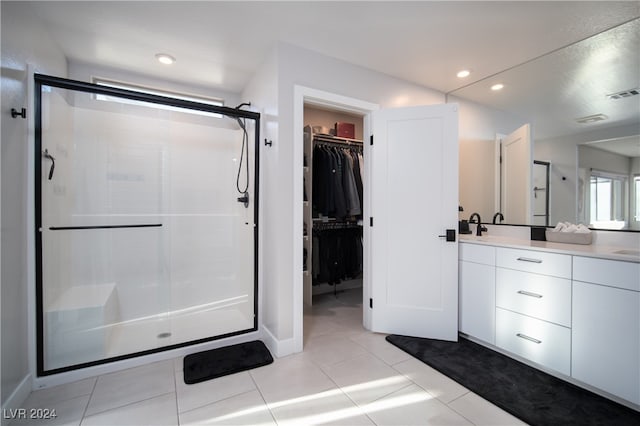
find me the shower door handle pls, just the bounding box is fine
[43,149,55,180]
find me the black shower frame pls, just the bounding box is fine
[34,73,260,377]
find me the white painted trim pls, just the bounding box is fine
[292,85,379,353]
[26,63,37,385]
[260,325,295,358]
[494,134,503,215]
[1,374,32,412]
[361,112,373,332]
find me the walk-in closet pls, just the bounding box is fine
[302,105,365,311]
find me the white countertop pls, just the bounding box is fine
[459,234,640,263]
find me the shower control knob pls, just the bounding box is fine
[237,192,249,208]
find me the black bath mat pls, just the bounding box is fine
[386,335,640,426]
[183,340,273,385]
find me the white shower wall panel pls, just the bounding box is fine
[165,120,255,325]
[69,103,254,325]
[70,108,167,322]
[41,89,75,309]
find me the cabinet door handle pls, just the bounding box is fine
[517,257,542,264]
[516,333,542,344]
[517,290,543,298]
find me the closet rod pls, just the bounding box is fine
[313,141,363,151]
[313,221,361,230]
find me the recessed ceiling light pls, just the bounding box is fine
[491,83,504,91]
[155,53,176,65]
[456,70,471,78]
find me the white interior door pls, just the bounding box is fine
[500,124,532,224]
[369,103,458,340]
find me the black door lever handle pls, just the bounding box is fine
[438,229,456,242]
[43,149,55,180]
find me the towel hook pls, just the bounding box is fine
[11,108,26,119]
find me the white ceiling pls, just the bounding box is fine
[12,1,639,142]
[23,1,640,95]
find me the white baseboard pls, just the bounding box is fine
[1,373,32,415]
[261,325,297,358]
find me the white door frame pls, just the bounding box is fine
[292,86,379,352]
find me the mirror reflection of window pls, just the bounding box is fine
[634,175,640,223]
[589,171,628,229]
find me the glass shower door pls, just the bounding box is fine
[36,75,258,374]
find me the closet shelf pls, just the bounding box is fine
[313,134,363,145]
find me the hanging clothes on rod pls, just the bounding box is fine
[312,139,363,220]
[312,225,363,286]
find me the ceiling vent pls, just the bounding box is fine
[575,114,608,124]
[606,88,640,100]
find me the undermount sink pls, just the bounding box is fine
[613,249,640,256]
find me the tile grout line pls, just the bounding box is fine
[247,370,279,425]
[80,391,177,421]
[78,376,99,425]
[173,358,180,425]
[308,352,379,425]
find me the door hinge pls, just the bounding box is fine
[369,217,373,227]
[370,135,373,146]
[369,298,373,309]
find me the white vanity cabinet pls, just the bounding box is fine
[571,256,640,405]
[459,243,496,344]
[495,247,572,375]
[458,239,640,408]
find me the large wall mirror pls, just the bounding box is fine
[450,18,639,231]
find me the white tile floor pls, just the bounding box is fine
[14,288,525,425]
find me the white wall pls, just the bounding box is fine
[578,145,631,175]
[1,1,67,408]
[244,43,448,347]
[240,49,280,346]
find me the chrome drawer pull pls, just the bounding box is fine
[516,333,542,344]
[517,257,543,263]
[517,290,543,298]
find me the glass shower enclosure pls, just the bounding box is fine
[34,74,259,375]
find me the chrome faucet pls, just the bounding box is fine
[469,212,487,236]
[492,212,504,224]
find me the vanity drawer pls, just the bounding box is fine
[573,256,640,292]
[496,268,571,327]
[496,308,571,375]
[459,243,495,265]
[496,247,571,278]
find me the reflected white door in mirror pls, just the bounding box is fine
[496,124,533,225]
